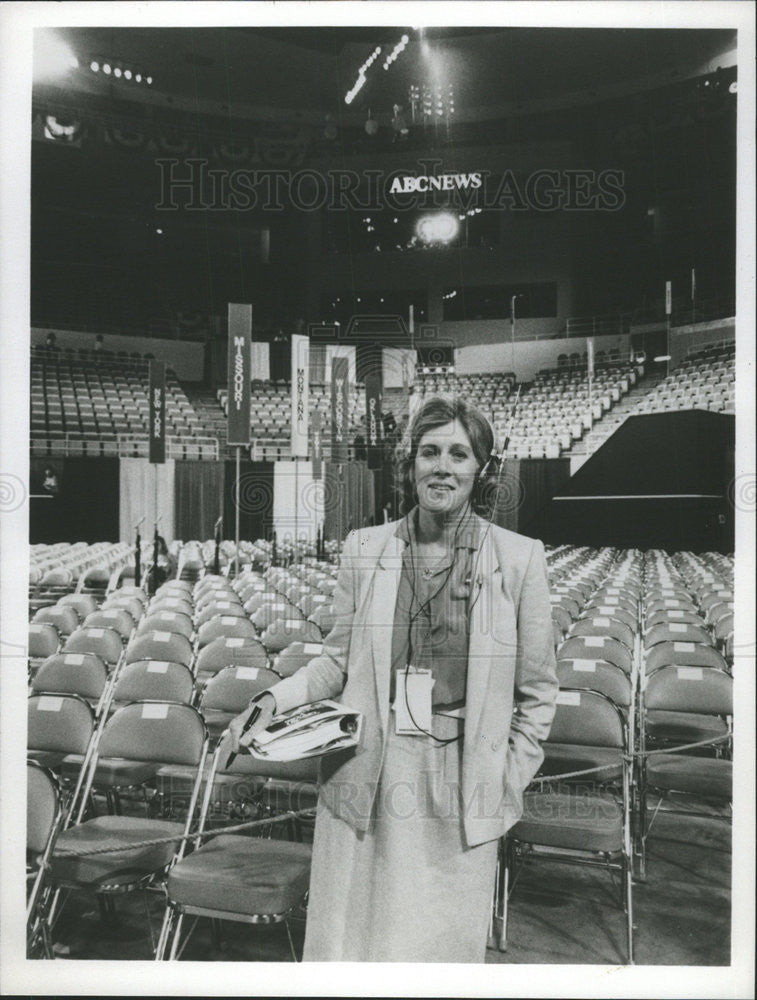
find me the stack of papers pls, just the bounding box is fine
[250,700,362,762]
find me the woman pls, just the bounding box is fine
[229,396,558,962]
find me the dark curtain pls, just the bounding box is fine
[223,460,274,544]
[174,460,225,542]
[323,462,376,541]
[517,459,572,538]
[30,457,119,543]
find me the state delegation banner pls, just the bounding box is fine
[311,410,323,480]
[331,356,349,464]
[365,372,383,470]
[148,360,166,464]
[290,333,310,457]
[227,303,252,446]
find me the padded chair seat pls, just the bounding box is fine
[77,757,160,788]
[646,754,732,798]
[50,815,184,885]
[540,744,623,782]
[512,791,623,853]
[645,710,727,744]
[167,835,312,916]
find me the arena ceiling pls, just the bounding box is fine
[35,26,737,123]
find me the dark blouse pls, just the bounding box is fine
[389,506,480,709]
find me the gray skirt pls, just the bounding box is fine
[302,713,499,963]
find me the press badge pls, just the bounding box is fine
[394,667,434,735]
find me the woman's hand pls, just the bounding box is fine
[228,692,277,755]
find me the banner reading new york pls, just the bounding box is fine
[148,359,166,464]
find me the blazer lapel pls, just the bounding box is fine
[465,535,500,747]
[371,530,405,736]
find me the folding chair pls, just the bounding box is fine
[83,608,136,641]
[27,693,98,821]
[109,660,195,711]
[27,760,65,958]
[31,651,111,716]
[155,733,312,962]
[260,618,322,655]
[638,665,732,879]
[644,621,712,649]
[645,608,707,629]
[29,623,61,676]
[193,638,269,689]
[102,594,145,623]
[149,596,195,618]
[33,604,80,639]
[195,601,245,628]
[558,635,633,676]
[199,664,280,739]
[550,605,573,637]
[127,630,194,671]
[273,641,324,679]
[64,626,124,669]
[497,689,634,964]
[47,702,208,949]
[308,605,337,637]
[137,610,195,641]
[58,593,98,620]
[570,615,635,651]
[197,616,258,649]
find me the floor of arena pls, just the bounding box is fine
[47,807,729,965]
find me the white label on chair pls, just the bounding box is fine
[596,607,616,615]
[303,643,323,655]
[583,636,606,647]
[669,623,688,632]
[147,661,169,673]
[221,616,240,625]
[592,617,611,626]
[215,602,230,609]
[602,597,619,604]
[312,596,327,604]
[37,696,64,712]
[30,624,43,633]
[142,703,169,718]
[64,654,84,665]
[252,584,266,592]
[283,619,302,629]
[103,611,119,619]
[605,588,620,595]
[673,642,697,652]
[571,659,597,672]
[677,666,703,680]
[665,600,681,607]
[549,594,563,603]
[269,603,286,611]
[88,628,104,638]
[152,631,171,642]
[557,691,581,705]
[159,612,176,621]
[235,667,259,680]
[225,637,245,648]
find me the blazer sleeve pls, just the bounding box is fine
[504,538,558,802]
[265,530,358,714]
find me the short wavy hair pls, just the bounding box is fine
[397,395,498,516]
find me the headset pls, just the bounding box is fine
[399,386,521,744]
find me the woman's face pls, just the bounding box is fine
[413,419,479,517]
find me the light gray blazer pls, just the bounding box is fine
[269,516,558,848]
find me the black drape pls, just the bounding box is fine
[223,460,274,544]
[174,460,225,542]
[30,457,119,543]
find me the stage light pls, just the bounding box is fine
[146,76,153,85]
[103,63,112,75]
[653,354,672,363]
[124,69,132,80]
[135,73,142,82]
[729,80,737,94]
[415,212,459,245]
[90,60,99,72]
[114,66,122,78]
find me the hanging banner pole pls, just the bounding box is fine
[147,360,166,594]
[227,303,252,578]
[291,332,310,561]
[331,356,350,544]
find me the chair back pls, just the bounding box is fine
[58,593,98,619]
[274,641,324,678]
[98,701,207,765]
[644,665,732,717]
[83,608,136,640]
[197,616,257,649]
[137,610,194,639]
[27,693,95,755]
[570,615,635,650]
[558,635,633,675]
[63,626,123,666]
[32,652,108,702]
[112,659,195,706]
[28,623,60,660]
[645,621,712,649]
[547,689,625,749]
[556,659,632,708]
[645,640,727,674]
[33,605,80,637]
[200,664,279,712]
[27,760,63,856]
[126,629,194,668]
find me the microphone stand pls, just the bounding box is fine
[134,516,145,587]
[213,514,223,576]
